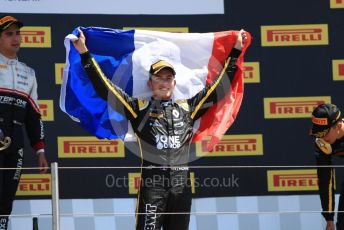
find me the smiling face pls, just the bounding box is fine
[147,68,176,100]
[0,24,21,59]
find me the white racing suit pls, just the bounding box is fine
[0,53,44,230]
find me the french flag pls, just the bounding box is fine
[60,27,251,150]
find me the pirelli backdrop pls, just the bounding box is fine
[1,0,344,199]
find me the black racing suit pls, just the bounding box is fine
[315,122,344,229]
[80,48,241,230]
[0,53,45,230]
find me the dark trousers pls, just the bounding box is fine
[0,143,23,230]
[135,168,192,230]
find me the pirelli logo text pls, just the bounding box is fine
[332,60,344,81]
[38,100,54,121]
[312,117,328,125]
[330,0,344,8]
[244,62,260,83]
[267,169,318,191]
[58,136,125,158]
[122,27,189,33]
[55,63,65,84]
[261,24,328,46]
[20,27,51,48]
[264,97,331,119]
[196,134,263,157]
[16,174,51,196]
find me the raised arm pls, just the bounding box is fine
[187,30,247,121]
[72,29,139,121]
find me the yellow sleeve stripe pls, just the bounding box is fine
[90,58,137,119]
[191,57,231,119]
[328,169,333,212]
[135,135,143,228]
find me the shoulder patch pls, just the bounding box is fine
[176,99,190,111]
[138,99,149,110]
[315,138,332,155]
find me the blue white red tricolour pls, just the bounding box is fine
[60,27,251,150]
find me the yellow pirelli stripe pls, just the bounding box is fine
[191,57,231,119]
[91,58,137,118]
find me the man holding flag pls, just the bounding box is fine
[66,27,248,229]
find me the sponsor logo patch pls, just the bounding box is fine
[267,169,319,191]
[332,60,344,81]
[196,134,263,156]
[264,97,331,118]
[20,27,51,48]
[261,24,328,46]
[58,136,125,158]
[38,100,54,121]
[16,174,51,196]
[243,62,260,83]
[330,0,344,8]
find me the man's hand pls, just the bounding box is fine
[37,152,48,173]
[73,28,88,54]
[326,221,335,230]
[234,29,248,51]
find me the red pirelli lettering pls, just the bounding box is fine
[39,104,48,116]
[267,29,322,42]
[269,101,324,114]
[63,141,119,154]
[244,66,254,79]
[201,139,257,152]
[273,174,317,187]
[339,64,344,76]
